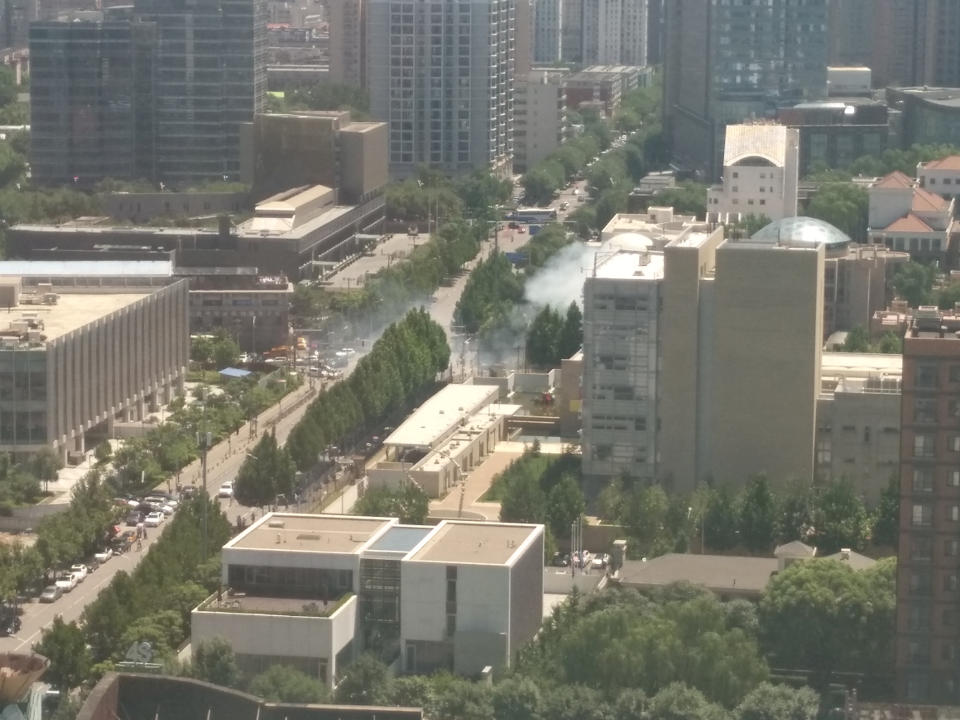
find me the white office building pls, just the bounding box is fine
[572,0,647,67]
[707,124,800,223]
[365,0,514,177]
[192,514,544,687]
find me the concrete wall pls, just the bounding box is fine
[191,595,357,687]
[340,123,389,204]
[658,228,723,491]
[38,281,189,459]
[514,370,556,392]
[103,192,249,223]
[708,242,824,487]
[508,529,544,661]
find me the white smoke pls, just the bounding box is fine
[523,241,597,309]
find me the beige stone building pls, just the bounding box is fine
[0,275,188,461]
[583,217,827,491]
[327,0,365,88]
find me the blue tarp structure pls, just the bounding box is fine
[219,367,252,378]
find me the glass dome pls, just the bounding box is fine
[750,216,851,249]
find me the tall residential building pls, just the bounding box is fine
[645,0,662,65]
[513,69,567,173]
[559,0,581,64]
[328,0,365,88]
[582,219,825,490]
[365,0,514,178]
[568,0,646,67]
[515,0,532,75]
[662,0,828,178]
[29,0,267,186]
[896,309,960,704]
[532,0,562,64]
[706,124,800,223]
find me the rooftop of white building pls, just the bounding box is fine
[0,289,153,343]
[407,521,541,566]
[227,514,394,554]
[593,250,665,281]
[384,383,501,450]
[722,123,791,168]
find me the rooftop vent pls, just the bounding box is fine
[296,533,320,541]
[267,520,286,529]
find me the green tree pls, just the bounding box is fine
[234,432,296,507]
[614,688,649,720]
[526,305,564,368]
[522,168,561,206]
[758,558,896,686]
[0,66,17,107]
[891,261,935,307]
[647,683,730,720]
[93,440,113,466]
[805,183,868,242]
[34,617,92,692]
[248,664,329,703]
[191,637,242,688]
[876,331,903,354]
[654,182,708,217]
[775,484,815,544]
[212,332,241,368]
[191,336,214,365]
[353,483,430,524]
[738,476,776,554]
[872,476,899,548]
[842,326,870,353]
[545,473,586,539]
[492,676,542,720]
[334,653,393,705]
[735,682,819,720]
[558,301,583,359]
[813,478,869,553]
[704,487,740,551]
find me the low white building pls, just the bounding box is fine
[368,383,521,497]
[192,513,544,686]
[707,124,800,222]
[600,207,703,249]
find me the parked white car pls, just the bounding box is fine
[144,511,164,527]
[69,564,88,582]
[93,549,112,564]
[218,481,234,498]
[55,572,78,593]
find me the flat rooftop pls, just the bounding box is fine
[821,351,902,377]
[385,384,499,450]
[620,553,778,595]
[0,260,174,277]
[0,291,151,342]
[228,514,393,553]
[408,521,539,565]
[594,250,664,280]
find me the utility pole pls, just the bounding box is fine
[198,425,212,563]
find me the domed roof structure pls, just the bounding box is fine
[602,232,654,253]
[750,216,851,249]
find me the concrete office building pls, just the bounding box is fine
[239,110,388,202]
[823,244,909,339]
[365,0,514,178]
[30,0,267,186]
[706,124,800,223]
[559,0,580,64]
[532,0,562,64]
[868,171,956,266]
[513,69,567,173]
[327,0,364,88]
[816,352,902,504]
[896,308,960,703]
[662,0,828,178]
[515,0,532,75]
[582,218,825,490]
[569,0,646,67]
[565,65,646,116]
[0,273,188,461]
[192,513,544,686]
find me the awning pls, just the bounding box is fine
[219,367,252,378]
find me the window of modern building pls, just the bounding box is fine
[913,537,933,560]
[914,434,936,457]
[915,398,938,423]
[913,503,933,527]
[917,365,939,389]
[914,469,934,493]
